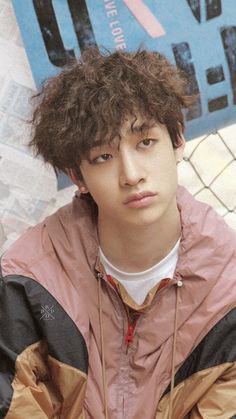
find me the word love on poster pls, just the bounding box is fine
[12,0,236,141]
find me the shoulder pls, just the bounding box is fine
[0,201,68,278]
[177,185,236,276]
[1,195,97,278]
[1,220,49,277]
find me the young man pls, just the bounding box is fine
[0,49,236,419]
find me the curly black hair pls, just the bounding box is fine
[29,48,193,179]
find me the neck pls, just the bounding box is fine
[98,204,181,273]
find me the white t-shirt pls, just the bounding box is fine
[99,239,180,305]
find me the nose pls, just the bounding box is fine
[119,151,145,187]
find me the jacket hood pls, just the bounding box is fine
[176,186,236,279]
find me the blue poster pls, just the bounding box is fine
[12,0,236,141]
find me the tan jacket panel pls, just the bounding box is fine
[5,341,87,419]
[156,361,236,419]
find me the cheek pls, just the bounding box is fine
[151,152,177,175]
[153,157,178,192]
[86,179,114,206]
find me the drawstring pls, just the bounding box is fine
[98,275,109,419]
[168,279,182,419]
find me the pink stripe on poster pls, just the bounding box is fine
[123,0,165,38]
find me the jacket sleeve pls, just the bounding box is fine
[190,361,236,419]
[156,307,236,418]
[189,307,236,419]
[0,273,88,418]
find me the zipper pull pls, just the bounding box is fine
[125,323,135,345]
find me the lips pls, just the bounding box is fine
[123,191,157,208]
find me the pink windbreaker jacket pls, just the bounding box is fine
[1,186,236,418]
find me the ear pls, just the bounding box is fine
[67,169,89,193]
[174,130,185,164]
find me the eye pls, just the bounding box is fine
[92,153,113,164]
[138,138,156,148]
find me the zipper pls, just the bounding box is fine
[125,319,138,345]
[124,304,141,351]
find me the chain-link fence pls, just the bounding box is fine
[178,124,236,229]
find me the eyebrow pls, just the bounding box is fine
[128,120,156,135]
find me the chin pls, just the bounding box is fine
[127,210,163,227]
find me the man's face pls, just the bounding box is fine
[78,117,184,229]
